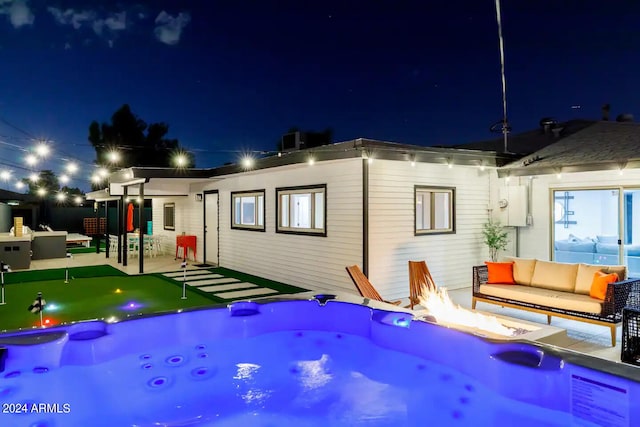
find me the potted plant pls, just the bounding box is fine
[482,220,509,262]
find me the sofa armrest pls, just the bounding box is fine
[472,265,488,294]
[603,278,639,317]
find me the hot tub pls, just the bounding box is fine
[0,293,638,426]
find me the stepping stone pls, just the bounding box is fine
[215,288,279,299]
[163,271,217,278]
[197,282,257,292]
[173,274,224,282]
[187,277,241,286]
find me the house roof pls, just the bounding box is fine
[498,121,640,177]
[0,188,37,204]
[87,138,515,200]
[451,119,596,155]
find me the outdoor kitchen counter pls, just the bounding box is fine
[0,234,31,269]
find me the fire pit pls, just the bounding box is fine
[414,287,567,343]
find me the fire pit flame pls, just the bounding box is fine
[418,286,516,337]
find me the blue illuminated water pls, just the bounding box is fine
[1,329,569,427]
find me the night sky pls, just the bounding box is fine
[1,0,640,192]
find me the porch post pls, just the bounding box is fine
[122,187,128,266]
[105,200,110,258]
[117,199,122,263]
[138,183,144,274]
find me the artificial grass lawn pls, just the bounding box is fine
[0,274,219,332]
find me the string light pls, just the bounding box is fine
[25,154,38,166]
[35,143,50,157]
[66,162,78,174]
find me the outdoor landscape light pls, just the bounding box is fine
[91,174,102,184]
[37,188,47,197]
[56,192,67,202]
[0,170,11,180]
[15,181,24,189]
[29,173,39,182]
[308,157,315,166]
[59,174,70,184]
[74,196,83,204]
[25,154,38,166]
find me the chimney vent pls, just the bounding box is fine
[616,113,634,123]
[539,117,557,133]
[602,103,610,121]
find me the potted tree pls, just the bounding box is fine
[482,220,509,262]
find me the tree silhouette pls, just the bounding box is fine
[88,104,195,170]
[23,170,59,196]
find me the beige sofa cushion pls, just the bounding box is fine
[603,265,627,281]
[574,264,605,295]
[530,260,578,292]
[479,284,603,314]
[503,257,537,285]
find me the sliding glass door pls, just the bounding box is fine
[552,187,640,277]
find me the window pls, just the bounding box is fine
[277,185,326,236]
[415,186,455,234]
[163,203,175,231]
[231,190,265,231]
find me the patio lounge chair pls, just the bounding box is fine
[408,260,437,309]
[345,265,402,305]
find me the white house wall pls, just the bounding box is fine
[367,160,492,297]
[202,158,363,294]
[503,169,640,261]
[151,194,202,261]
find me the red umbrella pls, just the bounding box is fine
[127,203,134,232]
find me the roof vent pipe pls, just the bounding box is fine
[539,117,557,134]
[616,113,634,122]
[602,103,610,121]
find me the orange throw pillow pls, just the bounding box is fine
[590,271,619,300]
[485,261,515,284]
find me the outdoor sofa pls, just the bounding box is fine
[472,257,640,346]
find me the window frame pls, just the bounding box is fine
[163,203,175,231]
[276,184,327,236]
[231,190,266,232]
[414,185,455,235]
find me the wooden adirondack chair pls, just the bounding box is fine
[408,260,437,309]
[345,265,402,305]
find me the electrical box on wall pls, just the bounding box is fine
[497,186,528,227]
